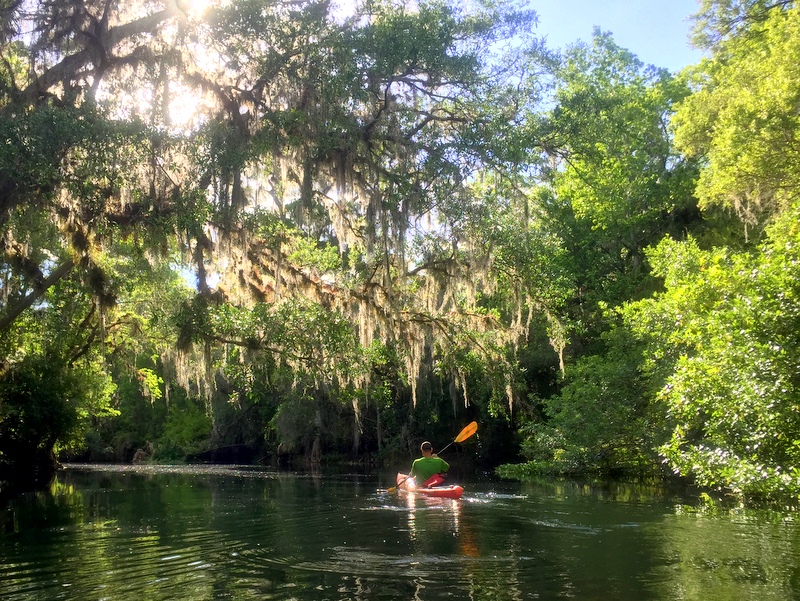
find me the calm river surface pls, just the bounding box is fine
[1,464,799,600]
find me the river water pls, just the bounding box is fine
[1,464,799,600]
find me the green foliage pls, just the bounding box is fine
[0,102,148,219]
[137,368,163,402]
[106,370,167,459]
[0,356,77,458]
[5,0,799,512]
[518,322,666,476]
[0,354,115,480]
[620,202,800,502]
[269,391,353,456]
[689,0,795,50]
[270,393,319,454]
[674,5,800,231]
[471,175,574,311]
[534,30,702,353]
[499,32,727,483]
[155,400,212,461]
[179,297,363,378]
[549,32,696,245]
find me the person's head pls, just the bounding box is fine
[420,441,433,457]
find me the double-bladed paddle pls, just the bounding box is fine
[388,421,478,493]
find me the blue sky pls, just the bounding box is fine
[531,0,704,72]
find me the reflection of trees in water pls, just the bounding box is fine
[5,468,800,599]
[652,510,796,600]
[402,493,531,600]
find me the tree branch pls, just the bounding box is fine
[0,258,75,331]
[20,1,181,104]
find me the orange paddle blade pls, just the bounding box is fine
[454,421,478,443]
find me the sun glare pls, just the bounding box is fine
[182,0,213,19]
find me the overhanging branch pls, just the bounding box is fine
[0,257,75,331]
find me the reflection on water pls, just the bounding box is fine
[400,492,481,561]
[1,464,800,600]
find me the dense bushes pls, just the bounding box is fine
[0,356,81,484]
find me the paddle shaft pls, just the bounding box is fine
[437,440,456,455]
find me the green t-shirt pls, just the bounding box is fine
[410,456,449,484]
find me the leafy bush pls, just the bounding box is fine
[622,203,800,502]
[514,323,667,477]
[0,356,80,482]
[154,399,212,460]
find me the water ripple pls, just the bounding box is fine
[3,466,798,600]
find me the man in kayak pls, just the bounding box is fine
[410,441,449,487]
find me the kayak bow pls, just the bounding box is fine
[395,473,464,499]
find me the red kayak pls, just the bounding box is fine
[396,473,464,499]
